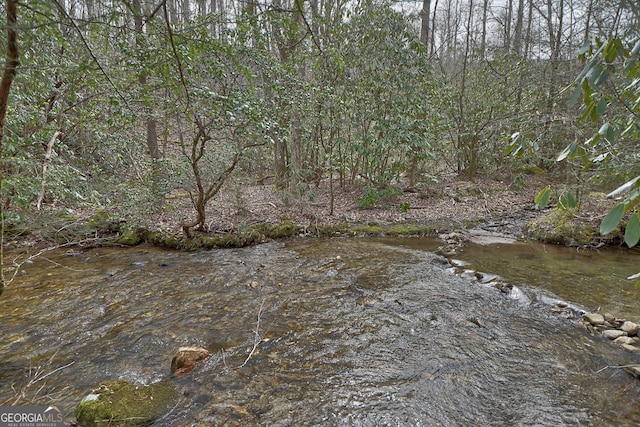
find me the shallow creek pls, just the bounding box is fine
[2,237,640,425]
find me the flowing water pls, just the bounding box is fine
[389,237,640,321]
[1,237,640,426]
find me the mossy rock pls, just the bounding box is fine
[115,229,143,246]
[255,221,302,239]
[74,379,180,427]
[525,208,596,246]
[86,209,121,233]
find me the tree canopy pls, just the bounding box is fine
[0,0,638,261]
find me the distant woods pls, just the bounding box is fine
[0,0,637,234]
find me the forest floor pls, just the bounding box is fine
[139,171,620,248]
[152,173,541,238]
[6,172,621,251]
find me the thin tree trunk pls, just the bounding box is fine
[457,0,473,175]
[36,131,60,211]
[420,0,431,47]
[430,0,438,56]
[583,0,593,43]
[182,0,191,21]
[133,0,160,161]
[480,0,488,58]
[513,0,525,55]
[504,0,513,52]
[210,0,217,35]
[289,0,304,181]
[524,0,533,59]
[218,0,225,39]
[0,0,19,295]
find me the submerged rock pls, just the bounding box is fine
[74,379,180,427]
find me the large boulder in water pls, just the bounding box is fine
[74,379,180,427]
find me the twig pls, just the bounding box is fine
[4,238,103,288]
[4,352,74,405]
[237,298,266,369]
[31,361,74,385]
[594,364,640,374]
[40,256,90,272]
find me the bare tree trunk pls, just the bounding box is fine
[218,0,225,39]
[133,0,160,161]
[420,0,431,47]
[457,0,474,176]
[289,0,304,181]
[480,0,488,57]
[512,0,525,55]
[524,0,533,59]
[210,0,217,35]
[274,137,288,190]
[169,0,179,24]
[182,0,191,21]
[444,0,453,55]
[0,0,19,295]
[36,132,60,211]
[504,0,513,52]
[583,0,593,43]
[430,0,439,56]
[86,0,95,18]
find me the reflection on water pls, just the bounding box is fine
[1,238,640,425]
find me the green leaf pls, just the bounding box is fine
[596,98,607,116]
[585,134,601,147]
[604,39,619,63]
[557,144,570,162]
[607,175,640,198]
[624,213,640,247]
[578,38,591,56]
[581,78,594,103]
[598,122,612,139]
[534,186,551,210]
[567,85,582,107]
[555,193,573,211]
[590,103,599,121]
[600,203,625,235]
[595,68,609,86]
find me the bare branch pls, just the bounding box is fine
[237,298,266,369]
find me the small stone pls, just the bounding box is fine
[604,313,615,323]
[583,313,605,326]
[622,344,638,352]
[621,321,639,337]
[602,329,627,340]
[171,346,211,376]
[614,336,635,345]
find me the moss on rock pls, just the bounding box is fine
[526,208,596,246]
[115,229,143,246]
[74,379,180,427]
